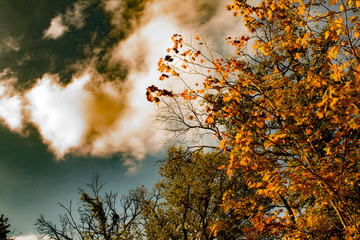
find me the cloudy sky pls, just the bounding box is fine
[0,0,240,238]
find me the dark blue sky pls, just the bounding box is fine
[0,123,163,235]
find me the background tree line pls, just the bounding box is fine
[36,146,265,239]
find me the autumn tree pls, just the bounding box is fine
[141,146,275,239]
[36,173,146,240]
[147,0,360,238]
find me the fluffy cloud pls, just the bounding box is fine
[24,69,162,161]
[123,158,142,175]
[43,0,89,39]
[0,0,241,171]
[0,84,23,131]
[43,15,69,39]
[0,69,23,132]
[62,0,89,29]
[26,74,90,157]
[1,36,20,52]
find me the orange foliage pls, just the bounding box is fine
[148,0,360,238]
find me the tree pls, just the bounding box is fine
[141,146,275,240]
[0,214,11,240]
[36,173,146,240]
[147,0,360,238]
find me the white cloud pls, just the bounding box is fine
[0,73,23,132]
[0,66,163,169]
[24,69,163,161]
[122,158,142,175]
[26,74,90,158]
[43,15,69,39]
[63,0,89,29]
[43,0,89,39]
[12,233,48,240]
[0,90,22,131]
[0,68,13,78]
[0,36,21,53]
[3,36,20,51]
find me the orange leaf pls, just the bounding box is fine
[206,116,214,124]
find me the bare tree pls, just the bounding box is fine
[36,173,146,240]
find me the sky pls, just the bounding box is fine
[0,0,241,238]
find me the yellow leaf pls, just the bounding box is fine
[340,4,345,12]
[264,140,274,150]
[325,31,330,40]
[297,6,305,15]
[219,140,227,150]
[272,133,286,141]
[285,25,291,33]
[223,93,232,102]
[317,111,324,119]
[330,97,339,109]
[263,173,272,181]
[158,63,166,72]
